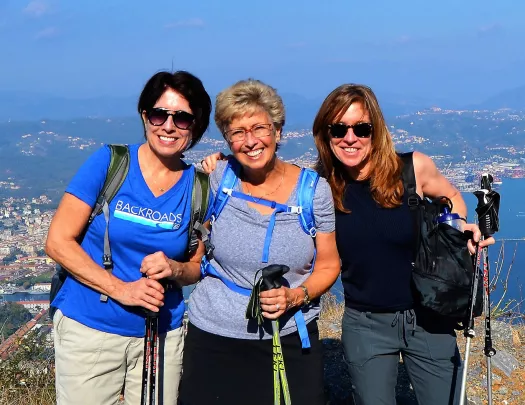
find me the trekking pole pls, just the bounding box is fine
[261,265,292,405]
[459,173,500,405]
[459,243,483,405]
[475,174,500,405]
[141,310,159,405]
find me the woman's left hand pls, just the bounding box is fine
[463,223,496,254]
[259,287,302,319]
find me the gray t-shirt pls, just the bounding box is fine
[187,160,335,340]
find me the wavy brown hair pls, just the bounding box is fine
[313,84,404,212]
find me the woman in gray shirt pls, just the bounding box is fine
[179,79,340,405]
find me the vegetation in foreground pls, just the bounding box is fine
[0,290,524,405]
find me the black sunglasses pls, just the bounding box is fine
[328,122,373,139]
[146,108,195,129]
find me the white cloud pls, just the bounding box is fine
[394,35,412,44]
[286,41,307,49]
[164,18,205,29]
[477,23,503,36]
[35,26,58,39]
[23,0,50,17]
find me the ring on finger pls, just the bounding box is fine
[275,304,280,311]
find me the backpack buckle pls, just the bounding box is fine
[102,254,113,268]
[204,241,215,260]
[289,206,302,214]
[308,227,317,237]
[222,187,234,196]
[408,196,420,207]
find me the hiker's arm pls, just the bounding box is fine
[260,177,340,319]
[259,231,340,320]
[200,152,229,174]
[140,220,210,286]
[413,151,494,250]
[140,240,204,287]
[413,151,467,218]
[292,231,340,302]
[46,193,165,312]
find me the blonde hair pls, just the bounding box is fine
[214,79,285,136]
[313,84,404,212]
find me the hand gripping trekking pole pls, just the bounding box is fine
[261,265,292,405]
[141,309,159,405]
[246,264,292,405]
[459,174,500,405]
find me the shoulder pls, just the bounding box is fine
[309,173,335,232]
[75,144,112,177]
[92,144,113,163]
[412,151,436,173]
[313,174,333,199]
[209,159,232,193]
[65,145,113,207]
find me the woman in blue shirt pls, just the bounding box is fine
[45,71,211,405]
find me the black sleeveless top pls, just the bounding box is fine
[336,179,415,312]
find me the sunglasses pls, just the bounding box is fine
[146,108,195,129]
[328,122,373,139]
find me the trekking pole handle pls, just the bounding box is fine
[473,173,500,238]
[261,264,290,291]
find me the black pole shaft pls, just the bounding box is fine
[141,316,153,405]
[149,316,159,405]
[482,247,496,357]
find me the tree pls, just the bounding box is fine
[0,303,32,339]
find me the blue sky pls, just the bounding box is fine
[1,0,524,104]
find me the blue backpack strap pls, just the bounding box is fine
[297,168,319,237]
[210,158,241,224]
[293,310,310,348]
[200,256,252,296]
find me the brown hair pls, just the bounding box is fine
[313,84,404,212]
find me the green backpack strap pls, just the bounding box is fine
[89,144,130,224]
[188,169,211,255]
[94,144,130,302]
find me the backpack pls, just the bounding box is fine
[199,158,319,349]
[49,144,210,319]
[400,152,483,321]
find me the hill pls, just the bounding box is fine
[475,85,525,110]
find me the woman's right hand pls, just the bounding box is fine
[112,278,165,313]
[200,152,228,174]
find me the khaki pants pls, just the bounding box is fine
[54,309,184,405]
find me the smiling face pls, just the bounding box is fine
[227,110,281,172]
[141,88,193,159]
[329,101,373,180]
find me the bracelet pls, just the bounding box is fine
[299,284,311,307]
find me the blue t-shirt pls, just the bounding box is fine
[52,143,193,337]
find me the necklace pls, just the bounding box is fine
[244,166,286,202]
[152,171,181,193]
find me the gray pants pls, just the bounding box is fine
[341,307,463,405]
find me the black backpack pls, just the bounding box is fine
[400,152,483,321]
[49,144,210,318]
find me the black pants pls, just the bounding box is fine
[178,322,325,405]
[341,307,463,405]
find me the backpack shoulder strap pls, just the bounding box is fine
[399,151,422,259]
[188,169,211,254]
[91,144,130,303]
[89,144,130,224]
[210,158,241,223]
[297,167,320,237]
[399,152,419,210]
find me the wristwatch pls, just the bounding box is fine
[299,284,311,307]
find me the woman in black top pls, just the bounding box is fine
[312,84,494,405]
